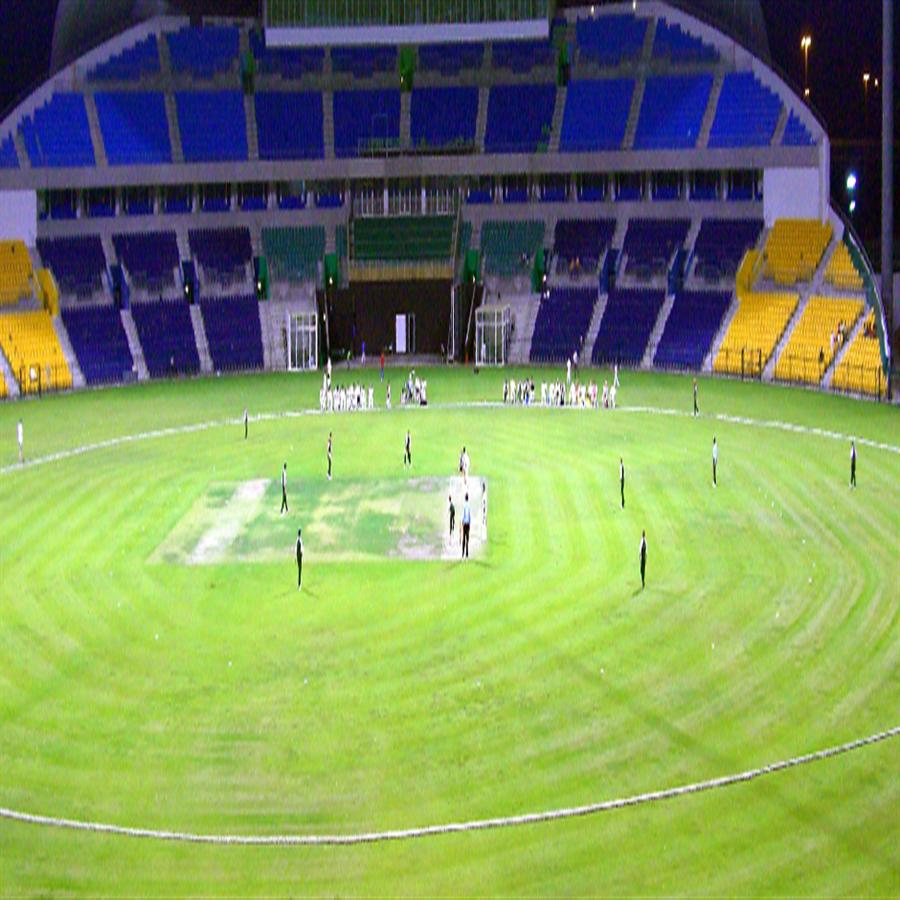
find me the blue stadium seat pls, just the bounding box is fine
[652,20,718,63]
[95,91,172,165]
[418,42,484,75]
[410,87,478,151]
[782,112,814,146]
[37,236,107,297]
[634,74,712,150]
[189,228,252,286]
[560,79,633,152]
[0,135,18,169]
[576,14,647,66]
[88,35,160,81]
[200,295,264,372]
[653,290,730,370]
[492,38,554,72]
[114,232,180,293]
[530,287,597,363]
[255,92,324,160]
[176,91,248,162]
[131,300,200,377]
[484,83,556,154]
[333,89,400,157]
[553,219,616,274]
[20,94,95,168]
[62,304,134,384]
[708,72,782,147]
[622,219,690,278]
[592,289,665,365]
[167,26,238,78]
[250,31,324,77]
[331,45,396,77]
[692,219,763,280]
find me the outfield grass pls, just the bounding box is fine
[0,367,898,896]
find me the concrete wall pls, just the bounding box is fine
[0,190,38,245]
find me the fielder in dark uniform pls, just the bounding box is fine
[712,437,718,487]
[693,379,699,416]
[327,432,333,481]
[243,407,249,439]
[448,494,455,537]
[850,440,856,488]
[461,493,471,558]
[620,457,625,509]
[639,530,647,589]
[280,463,289,514]
[296,528,303,590]
[404,430,412,468]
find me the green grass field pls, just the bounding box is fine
[0,367,897,896]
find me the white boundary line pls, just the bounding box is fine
[1,727,897,845]
[2,402,899,478]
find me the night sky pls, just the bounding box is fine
[0,0,896,256]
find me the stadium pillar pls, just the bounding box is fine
[883,0,894,398]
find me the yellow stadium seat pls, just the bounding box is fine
[0,240,34,306]
[761,219,832,286]
[0,369,6,399]
[833,311,887,397]
[824,241,864,291]
[774,295,864,385]
[714,290,799,377]
[0,310,72,394]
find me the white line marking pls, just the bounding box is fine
[1,726,896,845]
[2,402,898,478]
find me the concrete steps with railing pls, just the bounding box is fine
[52,316,86,388]
[697,69,725,148]
[164,93,184,164]
[704,289,740,371]
[642,292,676,368]
[548,85,566,153]
[824,309,867,388]
[764,292,809,380]
[583,292,609,359]
[189,304,213,373]
[0,345,21,397]
[244,93,259,161]
[622,75,646,151]
[83,94,109,168]
[120,308,149,380]
[322,91,335,159]
[475,86,490,152]
[400,91,411,149]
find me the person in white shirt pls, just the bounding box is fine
[386,383,392,409]
[614,363,620,389]
[601,381,609,408]
[610,382,617,409]
[326,356,332,387]
[460,447,470,485]
[17,419,24,464]
[712,437,718,487]
[368,386,374,409]
[566,357,572,385]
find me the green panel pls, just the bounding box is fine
[324,252,340,286]
[353,215,454,262]
[262,227,326,282]
[480,219,545,277]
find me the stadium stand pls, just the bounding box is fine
[0,310,73,393]
[0,241,34,305]
[410,87,479,152]
[592,288,665,365]
[492,38,555,72]
[130,300,200,377]
[484,83,556,154]
[652,19,718,63]
[634,74,712,150]
[530,287,596,363]
[333,89,400,157]
[774,295,864,384]
[553,218,615,274]
[88,34,160,81]
[113,231,180,293]
[176,91,248,162]
[622,218,690,278]
[713,290,798,375]
[94,91,172,165]
[20,94,95,168]
[576,14,647,66]
[418,42,483,75]
[167,25,239,78]
[189,227,252,285]
[825,240,865,291]
[255,91,325,160]
[331,45,397,77]
[781,111,814,146]
[262,226,325,281]
[692,219,763,280]
[353,216,453,262]
[1,135,20,169]
[61,304,134,384]
[832,311,885,395]
[708,72,782,147]
[249,32,324,77]
[0,370,6,398]
[481,220,545,277]
[199,295,264,372]
[654,289,731,369]
[560,79,633,152]
[761,219,832,285]
[37,236,107,298]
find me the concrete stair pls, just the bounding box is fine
[623,75,646,150]
[824,312,867,388]
[641,16,658,62]
[189,304,213,373]
[642,292,676,368]
[83,94,109,167]
[120,308,149,381]
[507,294,542,364]
[400,91,411,149]
[548,85,566,152]
[0,345,21,397]
[771,105,788,146]
[704,290,740,371]
[475,86,490,153]
[583,292,609,359]
[322,91,335,159]
[158,26,173,75]
[52,316,86,388]
[698,70,724,148]
[244,93,259,161]
[12,131,31,169]
[258,303,273,370]
[764,292,809,380]
[164,92,184,163]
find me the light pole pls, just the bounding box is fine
[801,34,812,98]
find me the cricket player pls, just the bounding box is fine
[609,382,617,409]
[481,482,487,536]
[850,440,856,488]
[614,363,620,389]
[566,357,572,385]
[461,493,471,558]
[712,437,718,487]
[280,463,289,515]
[460,446,470,485]
[448,494,456,537]
[639,530,647,589]
[380,351,385,382]
[17,418,24,464]
[327,433,333,480]
[620,458,625,509]
[243,407,249,439]
[693,379,699,416]
[386,384,392,409]
[296,528,303,591]
[404,430,412,468]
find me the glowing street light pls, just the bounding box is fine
[846,172,858,192]
[801,35,812,99]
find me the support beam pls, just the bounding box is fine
[882,0,894,398]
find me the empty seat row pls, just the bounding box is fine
[762,219,832,286]
[654,290,730,370]
[592,288,664,366]
[262,226,325,281]
[37,236,107,298]
[130,300,199,377]
[0,240,34,305]
[353,216,454,262]
[481,220,544,277]
[61,303,133,385]
[530,287,597,363]
[832,311,885,396]
[0,310,72,393]
[713,290,798,376]
[200,295,263,372]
